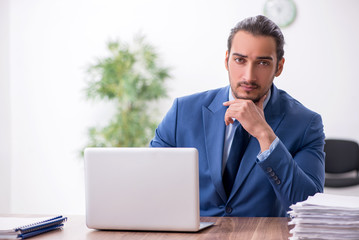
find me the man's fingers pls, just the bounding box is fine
[224,115,234,126]
[223,100,236,106]
[223,99,245,125]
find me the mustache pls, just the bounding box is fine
[237,81,259,88]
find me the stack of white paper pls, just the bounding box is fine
[288,193,359,240]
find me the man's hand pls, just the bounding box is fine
[223,94,276,152]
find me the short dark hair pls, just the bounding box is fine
[227,15,285,62]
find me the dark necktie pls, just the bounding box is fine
[223,123,250,197]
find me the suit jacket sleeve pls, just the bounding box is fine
[150,98,178,147]
[256,112,325,210]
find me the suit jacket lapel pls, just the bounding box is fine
[264,84,285,131]
[229,84,285,200]
[202,86,229,202]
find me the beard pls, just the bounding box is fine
[228,70,276,103]
[230,81,265,103]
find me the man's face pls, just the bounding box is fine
[225,31,284,102]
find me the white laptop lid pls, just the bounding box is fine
[84,147,212,232]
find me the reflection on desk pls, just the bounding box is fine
[1,215,291,240]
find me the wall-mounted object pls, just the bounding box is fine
[264,0,297,28]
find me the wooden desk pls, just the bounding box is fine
[6,215,290,240]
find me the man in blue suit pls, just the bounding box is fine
[150,15,325,217]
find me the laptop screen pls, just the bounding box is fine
[84,147,204,232]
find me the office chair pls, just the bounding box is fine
[324,139,359,187]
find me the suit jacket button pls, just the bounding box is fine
[275,179,281,185]
[273,175,278,181]
[266,167,273,173]
[226,207,233,214]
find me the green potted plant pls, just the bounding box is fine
[84,35,170,149]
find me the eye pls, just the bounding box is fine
[258,60,270,66]
[234,57,246,64]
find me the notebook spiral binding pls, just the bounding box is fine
[15,216,67,234]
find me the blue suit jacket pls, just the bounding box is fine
[150,84,325,217]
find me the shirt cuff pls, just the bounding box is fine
[257,137,279,162]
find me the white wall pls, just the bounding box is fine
[277,2,359,142]
[3,0,359,214]
[0,0,11,214]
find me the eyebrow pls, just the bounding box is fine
[232,53,273,61]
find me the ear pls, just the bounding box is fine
[275,58,285,77]
[225,50,229,71]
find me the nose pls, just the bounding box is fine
[242,63,256,82]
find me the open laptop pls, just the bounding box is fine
[84,147,214,232]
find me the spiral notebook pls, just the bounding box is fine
[0,215,67,239]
